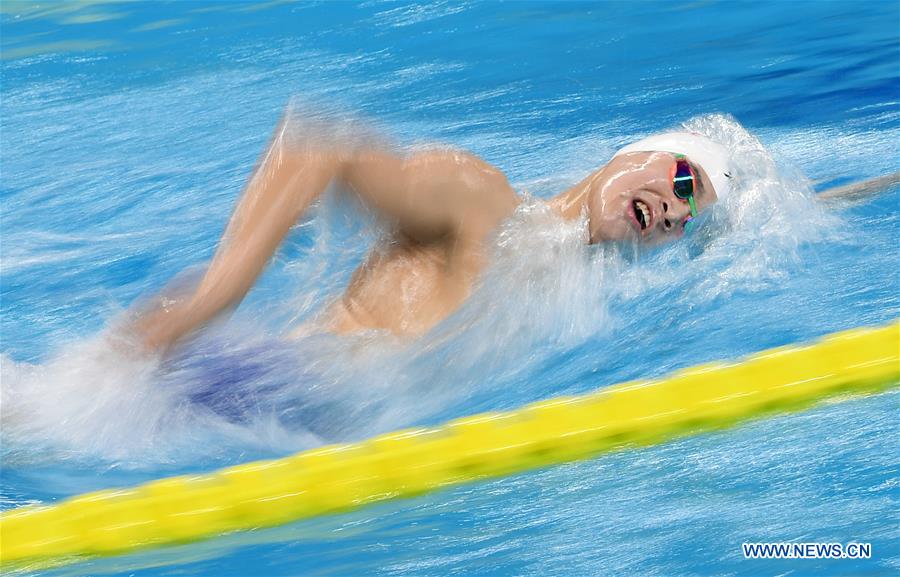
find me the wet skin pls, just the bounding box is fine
[129,119,718,352]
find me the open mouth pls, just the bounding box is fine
[632,199,651,231]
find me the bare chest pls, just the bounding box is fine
[325,238,484,335]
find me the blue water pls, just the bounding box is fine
[2,2,899,576]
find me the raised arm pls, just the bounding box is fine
[129,116,340,352]
[127,114,517,354]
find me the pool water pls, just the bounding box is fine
[1,2,898,576]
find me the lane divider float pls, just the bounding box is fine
[2,320,898,570]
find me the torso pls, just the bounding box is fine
[322,230,492,336]
[298,148,528,338]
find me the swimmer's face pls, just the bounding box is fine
[587,151,718,244]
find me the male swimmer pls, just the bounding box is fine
[127,113,898,354]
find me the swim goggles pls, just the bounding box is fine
[672,154,698,233]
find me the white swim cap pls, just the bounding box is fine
[614,132,734,199]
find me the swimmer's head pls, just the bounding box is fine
[585,132,733,244]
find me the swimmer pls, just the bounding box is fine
[126,112,898,353]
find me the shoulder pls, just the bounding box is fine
[406,148,520,226]
[406,148,508,184]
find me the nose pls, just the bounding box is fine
[660,199,690,233]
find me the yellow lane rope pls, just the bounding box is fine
[2,320,898,570]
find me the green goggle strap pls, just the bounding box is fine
[674,154,699,233]
[687,195,698,219]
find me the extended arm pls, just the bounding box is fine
[816,171,900,202]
